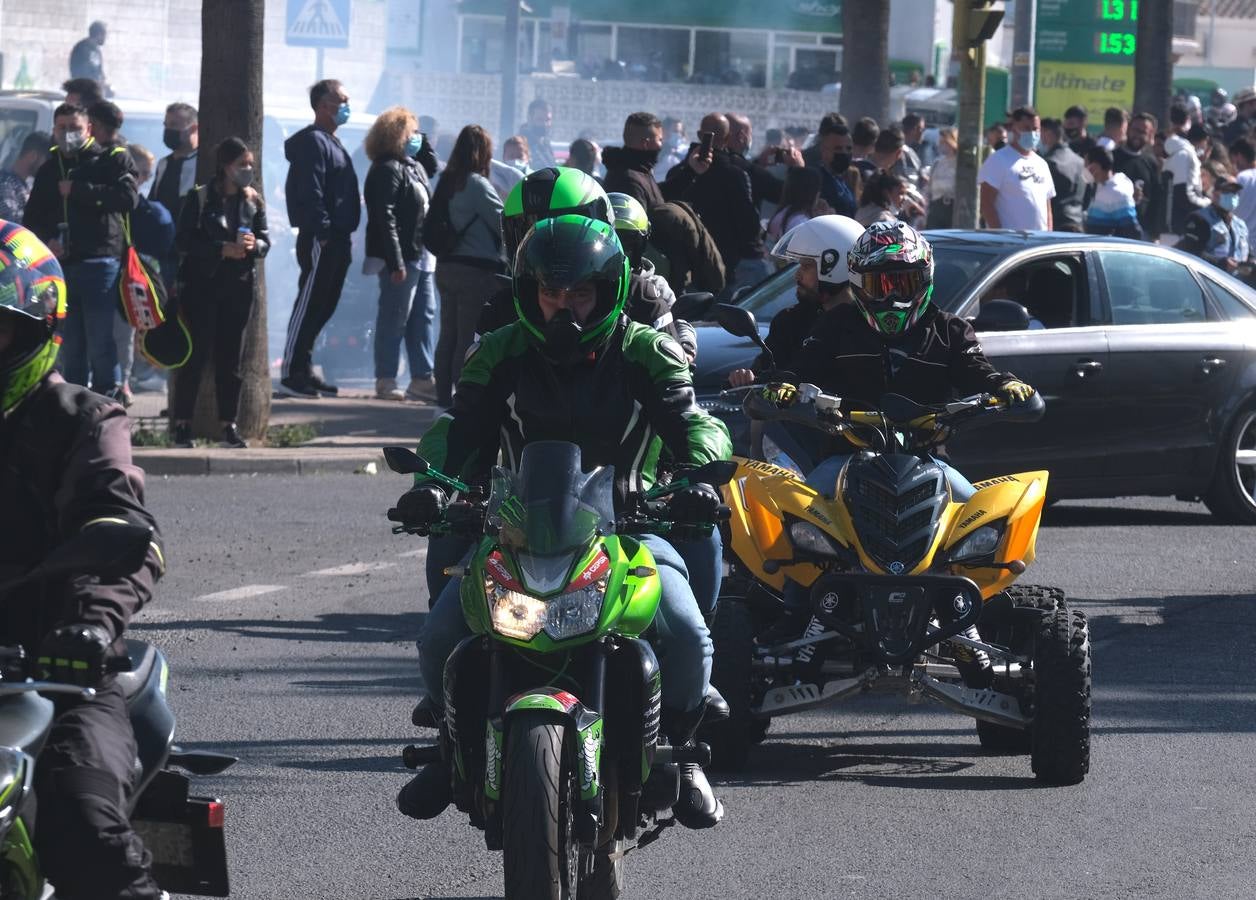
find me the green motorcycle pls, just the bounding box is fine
[386,440,733,900]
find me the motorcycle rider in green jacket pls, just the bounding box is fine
[395,214,730,829]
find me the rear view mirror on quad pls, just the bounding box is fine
[383,446,429,476]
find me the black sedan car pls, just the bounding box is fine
[688,230,1256,524]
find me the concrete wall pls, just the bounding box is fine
[0,0,389,111]
[1179,15,1256,74]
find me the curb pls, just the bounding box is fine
[133,448,388,477]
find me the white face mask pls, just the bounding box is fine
[1082,169,1095,185]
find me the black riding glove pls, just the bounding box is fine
[390,484,448,528]
[37,624,113,687]
[669,483,722,525]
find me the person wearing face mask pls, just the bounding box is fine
[604,111,671,210]
[1083,146,1142,240]
[803,114,859,217]
[170,137,270,448]
[149,102,199,296]
[280,78,361,399]
[516,97,557,170]
[1162,107,1212,245]
[1114,112,1162,239]
[23,101,138,397]
[1179,166,1250,274]
[978,106,1055,230]
[363,106,439,402]
[1039,118,1086,233]
[653,116,687,182]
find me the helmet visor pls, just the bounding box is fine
[851,268,930,306]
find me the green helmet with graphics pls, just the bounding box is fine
[847,220,935,338]
[0,220,67,414]
[503,167,613,264]
[607,192,651,268]
[513,215,629,365]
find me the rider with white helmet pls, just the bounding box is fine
[728,214,864,386]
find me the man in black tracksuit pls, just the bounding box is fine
[279,78,361,397]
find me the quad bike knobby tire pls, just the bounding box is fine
[1030,606,1092,785]
[503,712,582,900]
[974,585,1063,754]
[702,599,758,771]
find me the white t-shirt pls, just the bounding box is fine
[1236,167,1256,237]
[978,145,1056,230]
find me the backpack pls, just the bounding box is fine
[422,176,475,258]
[117,213,168,332]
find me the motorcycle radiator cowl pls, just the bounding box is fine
[809,573,984,666]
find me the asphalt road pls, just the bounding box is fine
[136,473,1256,900]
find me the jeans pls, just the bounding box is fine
[374,268,436,381]
[418,533,712,713]
[783,453,979,613]
[60,258,121,394]
[672,528,723,620]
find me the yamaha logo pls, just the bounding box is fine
[889,561,905,575]
[820,591,840,612]
[953,594,972,615]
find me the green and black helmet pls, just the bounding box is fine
[607,192,651,268]
[503,167,613,264]
[0,220,66,414]
[513,215,630,365]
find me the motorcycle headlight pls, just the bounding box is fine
[486,579,609,642]
[950,524,1003,562]
[789,521,844,558]
[0,747,24,824]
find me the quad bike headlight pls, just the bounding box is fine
[789,521,845,559]
[950,523,1004,562]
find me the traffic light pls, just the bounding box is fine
[957,0,1005,47]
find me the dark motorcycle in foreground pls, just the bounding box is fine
[0,524,237,898]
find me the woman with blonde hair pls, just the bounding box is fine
[364,105,439,400]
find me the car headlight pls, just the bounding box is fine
[789,521,844,558]
[486,579,609,642]
[950,524,1003,561]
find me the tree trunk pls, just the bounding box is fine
[840,0,891,126]
[1134,0,1174,128]
[171,0,270,441]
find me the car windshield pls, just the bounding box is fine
[0,107,38,171]
[733,241,1002,319]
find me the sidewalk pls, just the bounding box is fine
[128,386,443,476]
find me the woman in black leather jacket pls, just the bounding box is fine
[171,136,269,448]
[363,106,439,401]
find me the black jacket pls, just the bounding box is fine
[1042,143,1086,232]
[728,151,784,209]
[0,374,163,656]
[645,200,726,295]
[283,124,361,239]
[24,139,137,262]
[365,156,431,272]
[665,147,763,266]
[752,301,822,374]
[602,146,667,210]
[175,182,270,284]
[792,304,1013,408]
[1112,144,1162,238]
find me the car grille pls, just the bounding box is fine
[844,459,947,573]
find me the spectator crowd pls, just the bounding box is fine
[5,45,1256,447]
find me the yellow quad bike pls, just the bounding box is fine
[705,383,1091,786]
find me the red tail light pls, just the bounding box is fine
[207,801,225,828]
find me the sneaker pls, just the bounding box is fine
[220,423,247,449]
[276,376,319,399]
[376,378,405,401]
[172,423,193,448]
[405,376,438,402]
[308,375,339,397]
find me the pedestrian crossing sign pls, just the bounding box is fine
[286,0,351,49]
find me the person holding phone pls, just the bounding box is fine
[664,112,770,298]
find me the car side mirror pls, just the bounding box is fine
[972,298,1031,332]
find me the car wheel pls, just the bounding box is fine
[1203,405,1256,525]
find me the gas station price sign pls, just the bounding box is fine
[1034,0,1137,116]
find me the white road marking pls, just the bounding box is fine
[304,561,398,577]
[397,549,427,559]
[192,584,288,602]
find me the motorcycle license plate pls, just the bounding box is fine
[133,796,230,897]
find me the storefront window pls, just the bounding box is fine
[616,26,690,81]
[461,17,505,73]
[693,30,768,87]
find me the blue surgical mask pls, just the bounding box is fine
[1016,129,1040,152]
[335,103,351,126]
[405,134,423,157]
[1219,192,1241,211]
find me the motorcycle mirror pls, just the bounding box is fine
[672,291,715,322]
[14,523,153,588]
[688,459,739,487]
[714,303,760,340]
[383,446,429,475]
[1000,391,1047,424]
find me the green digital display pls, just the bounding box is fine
[1098,0,1139,21]
[1036,0,1138,63]
[1096,31,1136,55]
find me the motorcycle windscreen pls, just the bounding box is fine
[496,441,615,595]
